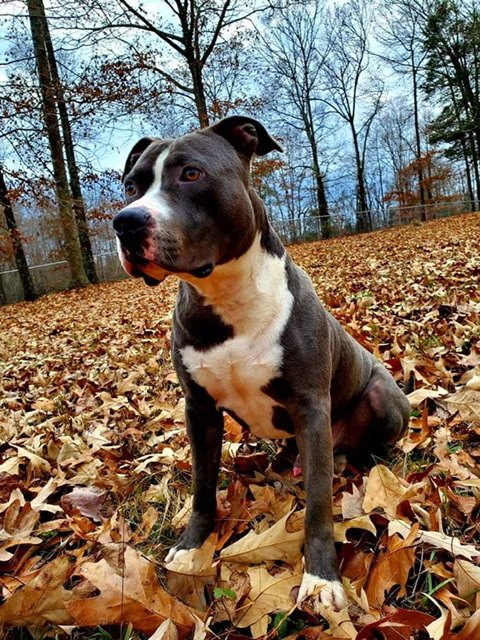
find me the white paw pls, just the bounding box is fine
[297,573,348,612]
[164,546,189,565]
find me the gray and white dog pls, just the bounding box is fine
[113,116,410,610]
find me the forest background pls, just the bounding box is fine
[0,0,479,303]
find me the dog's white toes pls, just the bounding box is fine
[164,546,189,565]
[297,573,348,612]
[319,580,348,610]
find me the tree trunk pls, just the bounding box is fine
[468,130,480,204]
[0,167,37,301]
[459,135,475,209]
[312,155,330,239]
[190,60,209,127]
[37,0,98,283]
[27,0,88,288]
[305,99,331,239]
[351,125,370,232]
[0,277,6,306]
[412,65,426,221]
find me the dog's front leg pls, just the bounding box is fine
[165,393,223,563]
[295,399,348,611]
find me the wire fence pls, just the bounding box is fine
[274,199,478,244]
[1,199,478,305]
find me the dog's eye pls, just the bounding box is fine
[181,167,202,182]
[125,182,137,197]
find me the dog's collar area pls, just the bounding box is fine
[189,264,214,279]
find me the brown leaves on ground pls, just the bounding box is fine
[0,213,479,639]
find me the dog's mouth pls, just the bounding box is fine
[130,265,164,287]
[122,251,215,286]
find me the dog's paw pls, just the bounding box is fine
[297,573,348,611]
[164,546,190,565]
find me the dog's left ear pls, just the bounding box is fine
[122,137,157,181]
[210,116,283,159]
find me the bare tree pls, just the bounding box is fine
[0,167,37,301]
[61,0,281,127]
[259,1,332,237]
[34,0,99,283]
[27,0,88,287]
[377,0,429,218]
[321,0,384,232]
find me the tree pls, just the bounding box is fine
[259,1,332,238]
[27,0,88,287]
[0,167,37,302]
[427,102,478,206]
[34,0,98,283]
[322,0,384,232]
[377,0,429,217]
[384,149,453,212]
[421,0,480,205]
[61,0,276,127]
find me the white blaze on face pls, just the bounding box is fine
[123,148,173,221]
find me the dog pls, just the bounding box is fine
[113,115,410,610]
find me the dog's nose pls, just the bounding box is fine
[113,208,150,238]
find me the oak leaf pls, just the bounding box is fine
[0,556,74,626]
[388,519,479,561]
[232,565,301,637]
[365,525,418,609]
[220,509,304,564]
[67,546,196,636]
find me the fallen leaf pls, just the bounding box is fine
[356,608,435,639]
[166,534,217,610]
[67,546,196,636]
[316,602,357,638]
[446,389,480,421]
[365,525,418,609]
[334,514,377,542]
[452,608,480,639]
[220,509,304,564]
[363,465,410,515]
[388,520,479,561]
[61,486,108,522]
[147,618,179,640]
[0,556,74,626]
[232,565,301,637]
[407,387,448,408]
[454,559,480,601]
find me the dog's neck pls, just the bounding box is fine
[180,233,290,334]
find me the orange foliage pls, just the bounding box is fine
[384,150,453,207]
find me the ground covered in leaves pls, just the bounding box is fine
[0,213,479,640]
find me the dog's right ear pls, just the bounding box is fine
[209,116,283,159]
[122,137,156,181]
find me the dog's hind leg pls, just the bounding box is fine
[333,365,410,464]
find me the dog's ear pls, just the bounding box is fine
[122,137,157,181]
[210,116,283,159]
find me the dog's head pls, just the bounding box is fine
[113,116,282,285]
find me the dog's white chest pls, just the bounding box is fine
[181,337,290,437]
[180,244,294,438]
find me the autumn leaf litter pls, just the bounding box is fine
[0,213,479,639]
